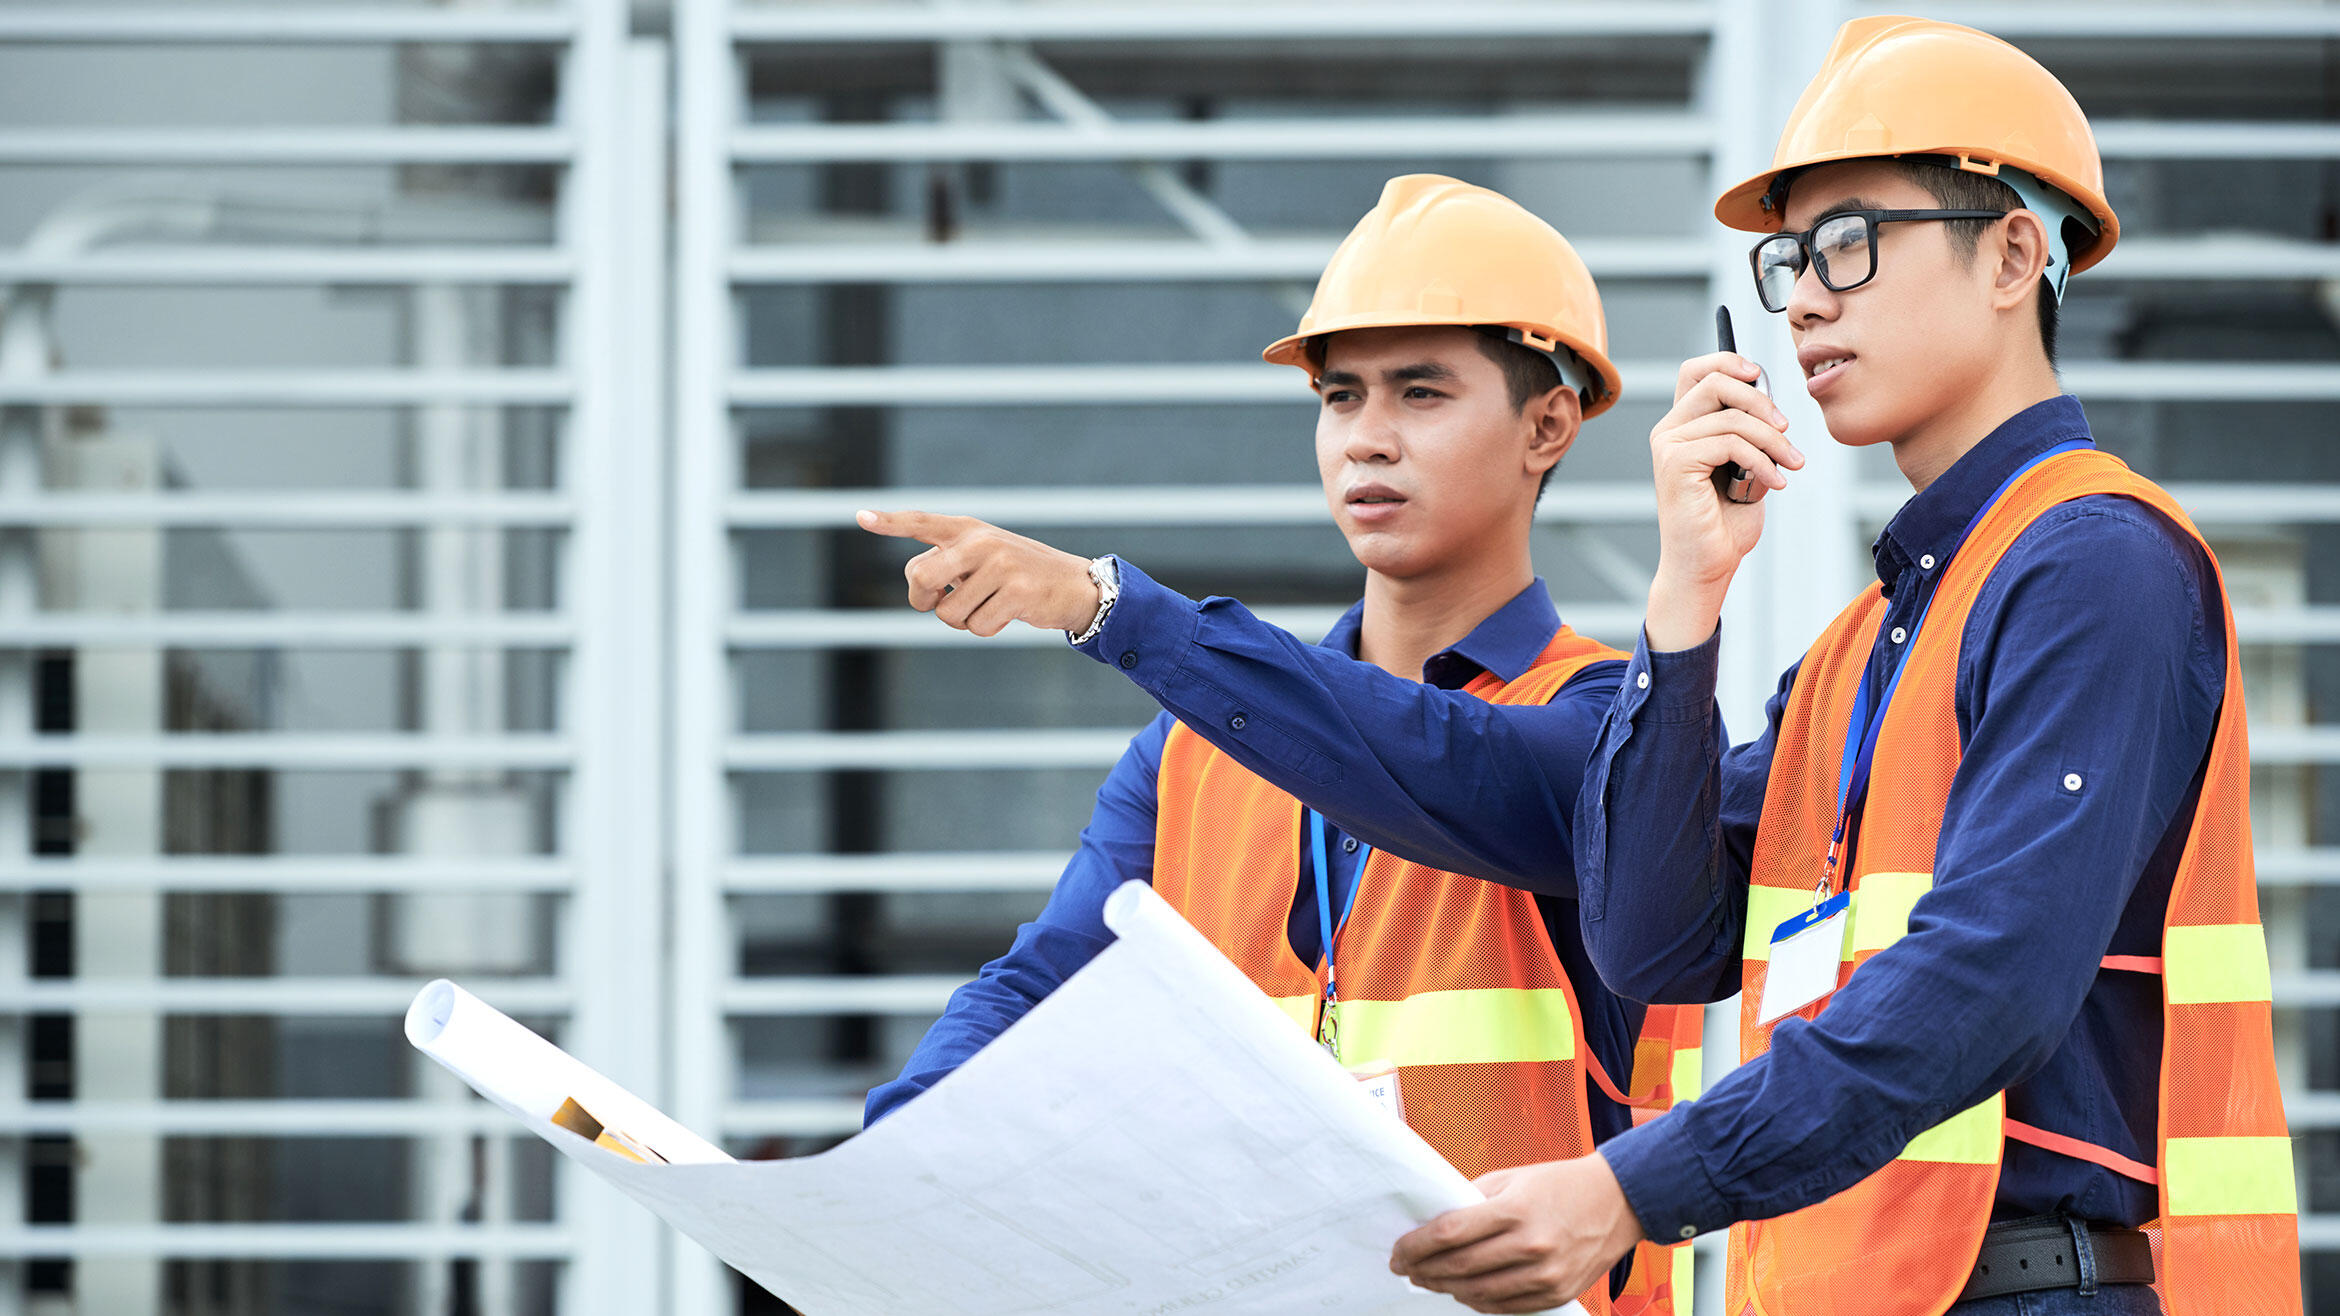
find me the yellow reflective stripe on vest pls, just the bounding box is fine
[1744,885,1813,962]
[2165,1136,2298,1217]
[1895,1094,2003,1165]
[1672,1235,1695,1310]
[1338,987,1576,1066]
[1270,994,1316,1035]
[2165,923,2275,1005]
[1672,1046,1703,1104]
[1847,872,1932,956]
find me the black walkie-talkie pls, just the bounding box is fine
[1712,306,1763,505]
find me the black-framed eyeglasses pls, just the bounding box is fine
[1748,208,2007,312]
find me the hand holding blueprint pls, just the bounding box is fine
[408,880,1579,1315]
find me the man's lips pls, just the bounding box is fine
[1345,483,1407,506]
[1798,344,1856,380]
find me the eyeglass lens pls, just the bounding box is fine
[1754,213,1878,311]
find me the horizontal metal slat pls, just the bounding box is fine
[0,128,575,166]
[0,369,572,406]
[0,857,572,894]
[728,114,1712,164]
[0,613,574,648]
[2092,235,2340,283]
[725,852,1065,894]
[726,360,1668,407]
[0,734,572,770]
[729,237,1703,284]
[727,4,1717,43]
[0,7,580,43]
[727,730,1132,772]
[1926,4,2340,39]
[0,978,568,1016]
[2093,121,2340,161]
[2059,362,2340,401]
[0,1100,532,1136]
[726,483,1656,528]
[0,1224,573,1260]
[0,248,575,286]
[0,494,571,528]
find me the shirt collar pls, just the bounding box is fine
[1872,394,2094,591]
[1320,579,1562,685]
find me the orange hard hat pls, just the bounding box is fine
[1262,174,1621,418]
[1715,15,2119,285]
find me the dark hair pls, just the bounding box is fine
[1883,159,2059,366]
[1472,332,1568,500]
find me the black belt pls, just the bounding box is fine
[1957,1215,2155,1303]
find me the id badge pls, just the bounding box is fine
[1757,890,1851,1025]
[1348,1059,1405,1121]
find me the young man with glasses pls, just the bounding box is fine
[860,176,1701,1314]
[1392,18,2299,1315]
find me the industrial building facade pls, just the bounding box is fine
[0,1,2328,1312]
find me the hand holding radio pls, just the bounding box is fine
[1642,307,1806,651]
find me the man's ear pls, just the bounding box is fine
[1526,384,1583,480]
[1991,209,2053,313]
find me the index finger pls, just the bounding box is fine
[1673,351,1761,402]
[1390,1202,1510,1274]
[855,507,971,547]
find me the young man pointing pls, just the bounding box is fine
[861,175,1699,1314]
[1392,19,2300,1316]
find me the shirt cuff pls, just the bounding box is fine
[1635,624,1722,726]
[1072,559,1200,687]
[1599,1113,1731,1244]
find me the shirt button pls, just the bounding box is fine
[1117,651,1139,670]
[1636,671,1650,690]
[1920,554,1937,571]
[2064,772,2084,792]
[1678,1225,1697,1240]
[1229,712,1248,731]
[1341,837,1359,854]
[1890,626,1907,644]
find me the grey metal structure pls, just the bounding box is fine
[0,1,2326,1313]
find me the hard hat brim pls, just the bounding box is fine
[1260,313,1624,420]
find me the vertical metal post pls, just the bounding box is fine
[0,282,40,1316]
[564,2,675,1311]
[670,0,743,1311]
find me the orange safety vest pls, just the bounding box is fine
[1727,448,2300,1315]
[1154,625,1701,1316]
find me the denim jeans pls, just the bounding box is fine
[1946,1284,2161,1315]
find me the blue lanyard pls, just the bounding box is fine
[1820,438,2094,900]
[1308,808,1372,1033]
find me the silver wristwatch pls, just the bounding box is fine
[1067,554,1121,646]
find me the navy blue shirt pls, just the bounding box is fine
[1578,395,2225,1239]
[865,570,1637,1140]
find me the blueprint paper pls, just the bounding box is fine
[409,880,1579,1316]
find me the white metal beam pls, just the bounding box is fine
[726,4,1719,43]
[0,734,572,770]
[729,115,1713,164]
[729,236,1706,283]
[0,857,571,894]
[0,494,572,528]
[0,369,572,406]
[0,8,579,43]
[0,128,576,166]
[0,248,575,286]
[726,483,1655,527]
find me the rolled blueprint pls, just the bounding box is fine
[404,979,731,1166]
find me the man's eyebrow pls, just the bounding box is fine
[1316,368,1363,389]
[1386,361,1460,383]
[1805,196,1887,223]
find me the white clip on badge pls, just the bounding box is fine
[1757,890,1852,1025]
